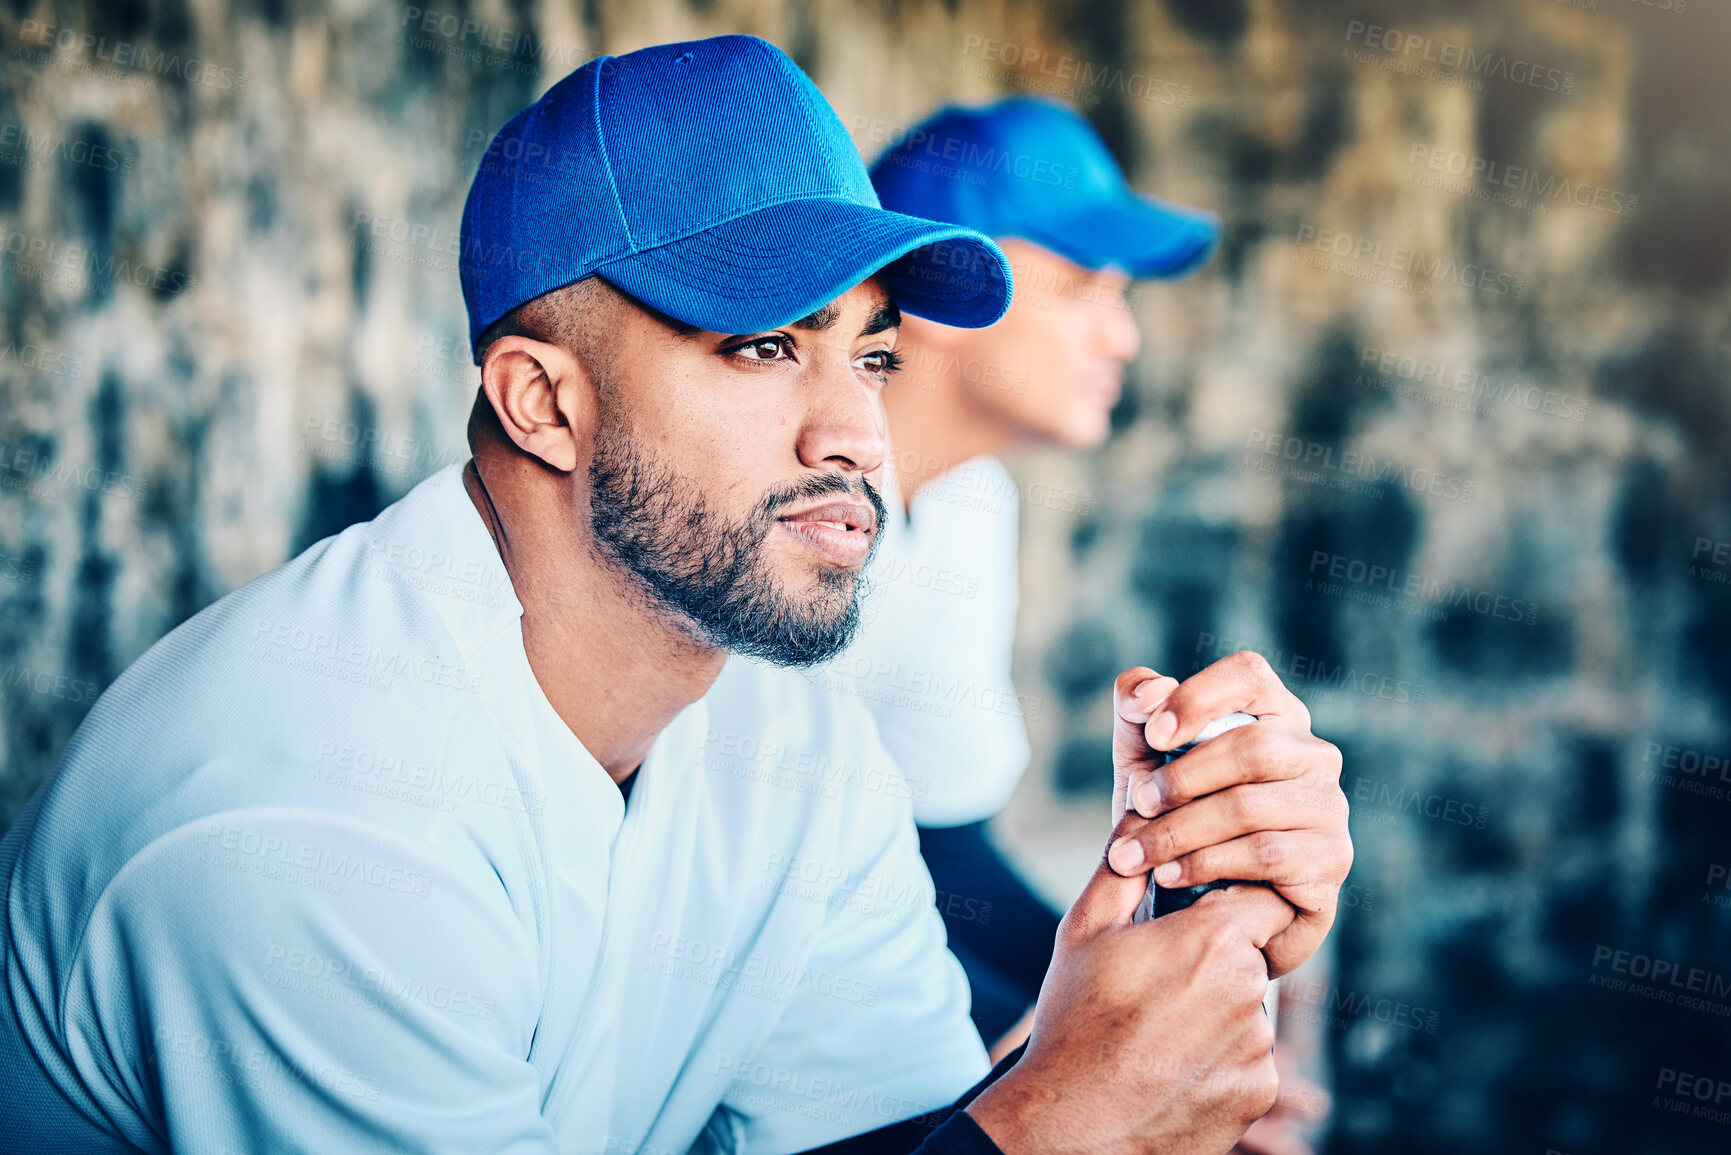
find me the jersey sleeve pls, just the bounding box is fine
[718,730,992,1153]
[791,1044,1027,1154]
[61,809,558,1154]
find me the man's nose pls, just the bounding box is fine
[1100,284,1142,364]
[794,358,888,476]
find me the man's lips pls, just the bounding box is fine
[776,500,876,567]
[1084,371,1123,408]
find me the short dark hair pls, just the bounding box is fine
[472,274,612,366]
[466,276,624,457]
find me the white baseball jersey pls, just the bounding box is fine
[0,463,987,1154]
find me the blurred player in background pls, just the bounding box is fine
[818,96,1331,1154]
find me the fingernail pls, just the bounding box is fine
[1140,677,1176,706]
[1122,680,1161,722]
[1153,862,1181,885]
[1133,780,1161,816]
[1149,710,1177,748]
[1108,838,1145,874]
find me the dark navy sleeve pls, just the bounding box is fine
[796,1043,1024,1154]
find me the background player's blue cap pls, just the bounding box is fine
[869,96,1221,280]
[460,35,1012,362]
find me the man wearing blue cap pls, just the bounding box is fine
[821,97,1333,1148]
[0,36,1349,1155]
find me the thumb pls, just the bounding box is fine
[1111,667,1178,821]
[1063,811,1157,939]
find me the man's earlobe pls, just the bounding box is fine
[479,337,591,473]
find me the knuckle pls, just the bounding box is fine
[1242,724,1283,767]
[1233,649,1276,685]
[1250,830,1283,869]
[1231,786,1264,828]
[1249,1009,1276,1054]
[1249,1061,1280,1116]
[1155,820,1183,863]
[1199,920,1241,962]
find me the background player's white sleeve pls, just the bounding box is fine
[62,810,557,1154]
[717,738,991,1152]
[824,456,1031,828]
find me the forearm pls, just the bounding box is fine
[798,1044,1025,1154]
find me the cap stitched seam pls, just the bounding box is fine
[589,56,634,250]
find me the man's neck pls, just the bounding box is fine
[463,457,726,785]
[883,340,1019,513]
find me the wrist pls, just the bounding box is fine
[964,1065,1062,1155]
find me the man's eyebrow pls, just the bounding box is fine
[791,302,841,331]
[860,303,901,337]
[782,298,899,335]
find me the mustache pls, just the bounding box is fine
[757,472,888,530]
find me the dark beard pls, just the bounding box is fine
[587,413,886,667]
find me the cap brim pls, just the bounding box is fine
[1020,193,1222,280]
[596,198,1012,333]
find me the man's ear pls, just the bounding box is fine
[478,336,593,473]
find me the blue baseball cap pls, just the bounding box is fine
[459,35,1013,362]
[869,96,1221,279]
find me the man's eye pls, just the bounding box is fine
[858,349,903,376]
[735,337,789,361]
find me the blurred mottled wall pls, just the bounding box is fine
[2,0,1729,1151]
